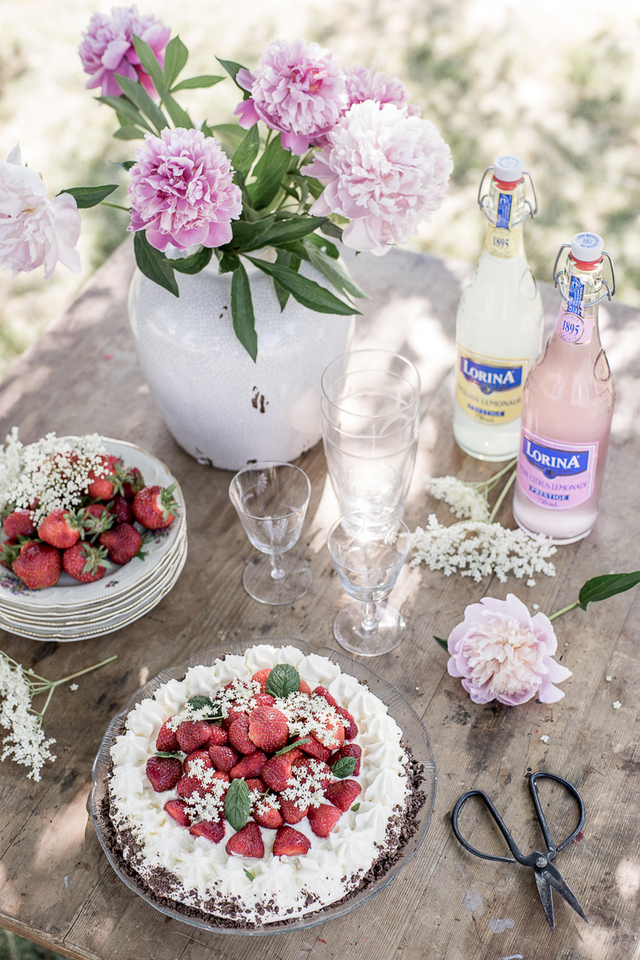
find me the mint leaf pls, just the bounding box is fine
[186,695,215,711]
[244,869,255,882]
[276,738,310,755]
[351,803,360,812]
[154,751,182,758]
[434,636,449,652]
[330,756,357,778]
[265,664,300,699]
[225,778,251,831]
[578,571,640,610]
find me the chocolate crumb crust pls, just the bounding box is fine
[97,744,428,930]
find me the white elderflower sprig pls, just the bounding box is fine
[0,652,117,781]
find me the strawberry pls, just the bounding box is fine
[183,750,213,775]
[336,706,358,740]
[225,821,264,859]
[261,751,300,793]
[87,454,123,500]
[177,775,208,799]
[272,826,311,857]
[222,704,251,729]
[145,755,183,792]
[122,466,145,501]
[228,715,258,755]
[81,503,114,535]
[62,542,109,583]
[3,509,35,540]
[156,719,180,752]
[324,778,362,812]
[246,778,267,793]
[98,523,143,565]
[12,541,62,590]
[313,685,339,709]
[330,743,362,776]
[189,819,225,843]
[38,508,82,549]
[253,804,284,830]
[251,667,271,692]
[208,744,240,772]
[250,693,276,709]
[133,484,179,530]
[315,714,345,750]
[207,725,229,746]
[248,706,289,752]
[176,720,213,753]
[164,799,192,827]
[296,735,331,763]
[307,802,342,838]
[298,680,312,695]
[230,751,267,779]
[279,797,309,824]
[107,495,134,525]
[292,755,331,789]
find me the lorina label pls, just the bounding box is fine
[456,349,528,425]
[517,427,598,510]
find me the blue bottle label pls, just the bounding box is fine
[496,194,512,229]
[456,350,528,425]
[517,428,598,510]
[485,191,521,258]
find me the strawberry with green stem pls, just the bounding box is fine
[133,484,179,530]
[62,541,110,583]
[13,541,62,590]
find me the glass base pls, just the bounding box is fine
[242,554,312,605]
[333,601,406,657]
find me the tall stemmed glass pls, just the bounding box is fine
[327,512,411,656]
[229,461,312,605]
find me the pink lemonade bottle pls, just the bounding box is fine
[513,232,616,543]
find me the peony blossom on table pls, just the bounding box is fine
[0,146,81,280]
[128,128,242,251]
[78,4,170,98]
[234,38,346,156]
[305,100,453,256]
[446,594,572,706]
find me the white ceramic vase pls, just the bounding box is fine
[128,255,354,471]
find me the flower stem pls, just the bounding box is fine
[28,654,118,718]
[489,468,517,523]
[100,202,130,212]
[548,601,580,621]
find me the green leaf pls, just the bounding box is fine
[171,75,225,92]
[245,256,358,316]
[163,36,189,89]
[241,216,328,253]
[305,243,369,301]
[265,664,300,699]
[578,571,640,610]
[244,869,255,882]
[224,778,251,832]
[274,250,297,311]
[169,247,213,274]
[351,803,360,812]
[113,125,147,140]
[158,90,193,129]
[154,751,182,758]
[98,95,155,134]
[231,264,257,361]
[434,636,449,652]
[216,57,248,90]
[276,738,310,756]
[57,184,118,209]
[305,231,339,259]
[231,215,276,249]
[185,694,224,721]
[320,220,344,241]
[131,34,164,92]
[247,135,291,210]
[208,124,247,152]
[112,160,136,172]
[218,251,241,274]
[115,74,168,134]
[134,231,179,297]
[232,126,260,180]
[330,756,357,778]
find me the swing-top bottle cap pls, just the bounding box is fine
[571,232,604,263]
[493,155,523,184]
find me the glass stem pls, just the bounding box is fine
[269,554,286,580]
[360,602,378,631]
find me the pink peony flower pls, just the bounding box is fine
[305,100,452,256]
[344,65,420,116]
[79,5,171,98]
[127,128,242,252]
[234,38,346,156]
[0,146,81,280]
[446,594,572,706]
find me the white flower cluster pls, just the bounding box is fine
[0,654,56,781]
[410,515,557,583]
[0,429,107,525]
[424,474,490,521]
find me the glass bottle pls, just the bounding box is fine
[513,232,616,543]
[453,155,545,461]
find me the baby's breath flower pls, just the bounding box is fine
[424,475,490,521]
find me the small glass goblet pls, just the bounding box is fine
[229,461,312,605]
[326,512,411,656]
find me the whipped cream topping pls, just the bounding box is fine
[109,644,409,925]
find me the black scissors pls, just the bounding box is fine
[452,771,587,932]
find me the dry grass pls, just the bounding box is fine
[2,0,640,378]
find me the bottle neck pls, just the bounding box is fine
[554,258,605,347]
[482,177,528,260]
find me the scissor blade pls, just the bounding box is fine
[540,862,588,923]
[534,870,555,931]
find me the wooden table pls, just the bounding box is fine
[0,241,638,960]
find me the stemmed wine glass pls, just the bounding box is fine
[326,512,411,656]
[229,461,312,605]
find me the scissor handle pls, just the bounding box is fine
[452,790,525,864]
[527,771,586,857]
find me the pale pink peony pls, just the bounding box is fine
[0,146,81,280]
[234,38,346,155]
[447,594,572,706]
[344,65,420,116]
[127,128,242,252]
[306,100,452,256]
[79,5,171,98]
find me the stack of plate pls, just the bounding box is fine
[0,438,187,642]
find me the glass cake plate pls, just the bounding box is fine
[91,638,437,936]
